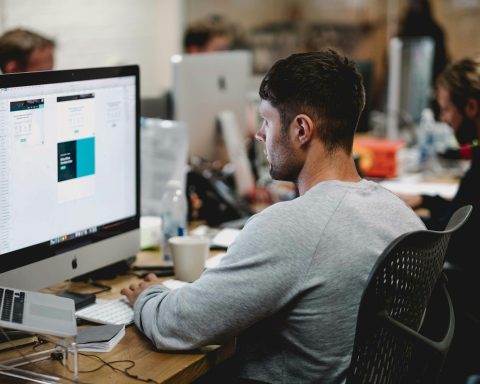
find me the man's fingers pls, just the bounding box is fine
[121,276,158,306]
[120,287,134,302]
[144,273,158,282]
[129,283,137,291]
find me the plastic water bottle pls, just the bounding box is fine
[160,180,187,262]
[417,108,438,175]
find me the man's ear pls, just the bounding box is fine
[4,60,22,74]
[293,114,315,146]
[465,97,480,119]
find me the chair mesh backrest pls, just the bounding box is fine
[347,206,472,384]
[347,230,451,384]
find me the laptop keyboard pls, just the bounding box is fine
[0,288,25,324]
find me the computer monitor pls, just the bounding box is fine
[386,37,435,139]
[0,66,140,291]
[171,50,252,163]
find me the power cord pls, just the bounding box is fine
[57,352,161,383]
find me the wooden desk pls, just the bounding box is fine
[0,250,235,383]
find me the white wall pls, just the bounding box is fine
[1,0,183,97]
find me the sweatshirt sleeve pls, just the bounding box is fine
[133,209,315,351]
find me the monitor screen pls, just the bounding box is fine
[0,66,140,290]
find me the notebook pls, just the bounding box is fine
[75,324,125,352]
[0,286,77,338]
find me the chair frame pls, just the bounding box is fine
[347,205,472,384]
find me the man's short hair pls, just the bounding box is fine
[436,56,480,110]
[259,50,366,154]
[0,28,55,73]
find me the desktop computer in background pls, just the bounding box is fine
[0,66,140,291]
[172,50,253,164]
[172,51,255,225]
[386,37,435,140]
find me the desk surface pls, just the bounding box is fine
[378,173,459,200]
[0,251,235,384]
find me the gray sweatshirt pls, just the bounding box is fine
[134,179,425,383]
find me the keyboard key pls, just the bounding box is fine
[12,292,25,323]
[1,289,13,321]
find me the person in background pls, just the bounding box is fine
[0,28,55,73]
[122,50,423,383]
[398,0,449,83]
[400,57,479,272]
[161,17,232,119]
[399,56,480,383]
[397,0,449,118]
[183,18,232,54]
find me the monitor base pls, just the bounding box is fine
[71,256,136,281]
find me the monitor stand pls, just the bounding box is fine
[71,256,136,281]
[216,110,256,197]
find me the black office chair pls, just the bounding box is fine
[347,205,473,384]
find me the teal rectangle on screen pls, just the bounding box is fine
[76,137,95,177]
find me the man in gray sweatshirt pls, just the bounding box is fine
[122,50,424,384]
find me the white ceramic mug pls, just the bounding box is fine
[168,236,210,282]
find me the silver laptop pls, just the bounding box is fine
[0,286,77,338]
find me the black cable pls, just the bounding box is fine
[85,353,160,383]
[58,352,161,383]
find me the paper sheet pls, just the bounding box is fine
[379,174,459,200]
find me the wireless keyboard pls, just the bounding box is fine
[75,298,134,325]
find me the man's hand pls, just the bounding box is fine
[121,273,162,305]
[397,193,423,209]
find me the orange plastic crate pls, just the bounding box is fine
[353,137,405,178]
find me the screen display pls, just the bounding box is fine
[0,68,139,272]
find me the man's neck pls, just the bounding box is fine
[296,149,361,195]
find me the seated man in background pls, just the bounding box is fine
[183,18,231,54]
[122,50,424,383]
[400,57,480,280]
[400,56,480,383]
[155,19,232,119]
[0,28,55,73]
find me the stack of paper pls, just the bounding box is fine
[75,324,125,353]
[205,253,226,269]
[161,279,189,290]
[210,228,241,248]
